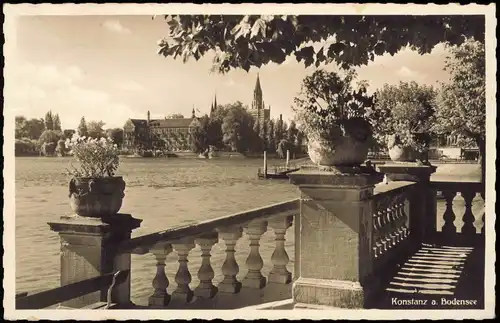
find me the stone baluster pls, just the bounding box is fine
[242,220,268,289]
[268,215,293,284]
[387,195,398,247]
[217,226,243,294]
[373,205,383,258]
[381,196,391,253]
[194,233,219,299]
[442,190,457,235]
[172,238,195,303]
[460,190,477,236]
[148,242,173,308]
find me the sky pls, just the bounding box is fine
[8,15,452,130]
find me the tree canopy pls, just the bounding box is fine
[368,81,438,151]
[157,15,484,73]
[434,39,485,142]
[433,39,486,182]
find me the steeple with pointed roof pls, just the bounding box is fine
[210,94,218,117]
[252,73,263,113]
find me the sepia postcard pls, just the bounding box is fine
[3,3,496,321]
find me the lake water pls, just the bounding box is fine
[14,157,482,305]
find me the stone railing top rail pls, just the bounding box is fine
[373,181,416,196]
[117,198,300,255]
[431,180,484,189]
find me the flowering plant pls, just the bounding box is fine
[65,134,120,178]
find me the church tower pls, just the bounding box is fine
[252,73,264,113]
[210,94,218,118]
[249,73,271,129]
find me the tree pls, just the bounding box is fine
[434,39,485,183]
[16,116,47,140]
[251,119,263,152]
[221,102,254,152]
[41,142,57,156]
[266,119,275,153]
[63,129,76,140]
[274,117,284,143]
[77,117,88,137]
[56,139,67,157]
[87,121,106,139]
[287,120,298,147]
[15,138,39,156]
[368,81,437,153]
[295,130,305,155]
[157,15,484,73]
[106,128,124,147]
[26,118,46,139]
[207,105,228,148]
[189,115,210,153]
[15,116,28,139]
[53,114,62,131]
[38,130,63,146]
[167,113,185,119]
[259,119,267,151]
[44,111,54,130]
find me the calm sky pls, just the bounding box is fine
[10,15,452,130]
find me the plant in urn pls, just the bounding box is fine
[293,69,375,172]
[65,134,125,217]
[367,81,437,165]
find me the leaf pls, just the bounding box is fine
[250,18,267,39]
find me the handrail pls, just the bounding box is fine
[117,198,300,255]
[373,181,416,196]
[431,180,484,191]
[16,270,129,310]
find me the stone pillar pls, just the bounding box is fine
[48,213,142,308]
[288,166,383,309]
[377,164,437,243]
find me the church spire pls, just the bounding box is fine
[254,73,262,95]
[252,73,263,112]
[214,93,218,110]
[192,106,196,118]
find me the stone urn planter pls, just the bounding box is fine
[307,135,370,166]
[69,176,126,217]
[306,119,372,167]
[388,144,419,162]
[386,134,429,163]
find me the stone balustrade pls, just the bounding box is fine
[120,199,299,309]
[40,164,486,311]
[370,182,414,272]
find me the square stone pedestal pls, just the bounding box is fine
[288,166,383,309]
[378,163,437,183]
[48,213,142,308]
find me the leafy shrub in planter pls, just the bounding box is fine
[367,81,437,162]
[293,69,374,166]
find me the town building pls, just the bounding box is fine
[123,74,273,152]
[123,109,198,151]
